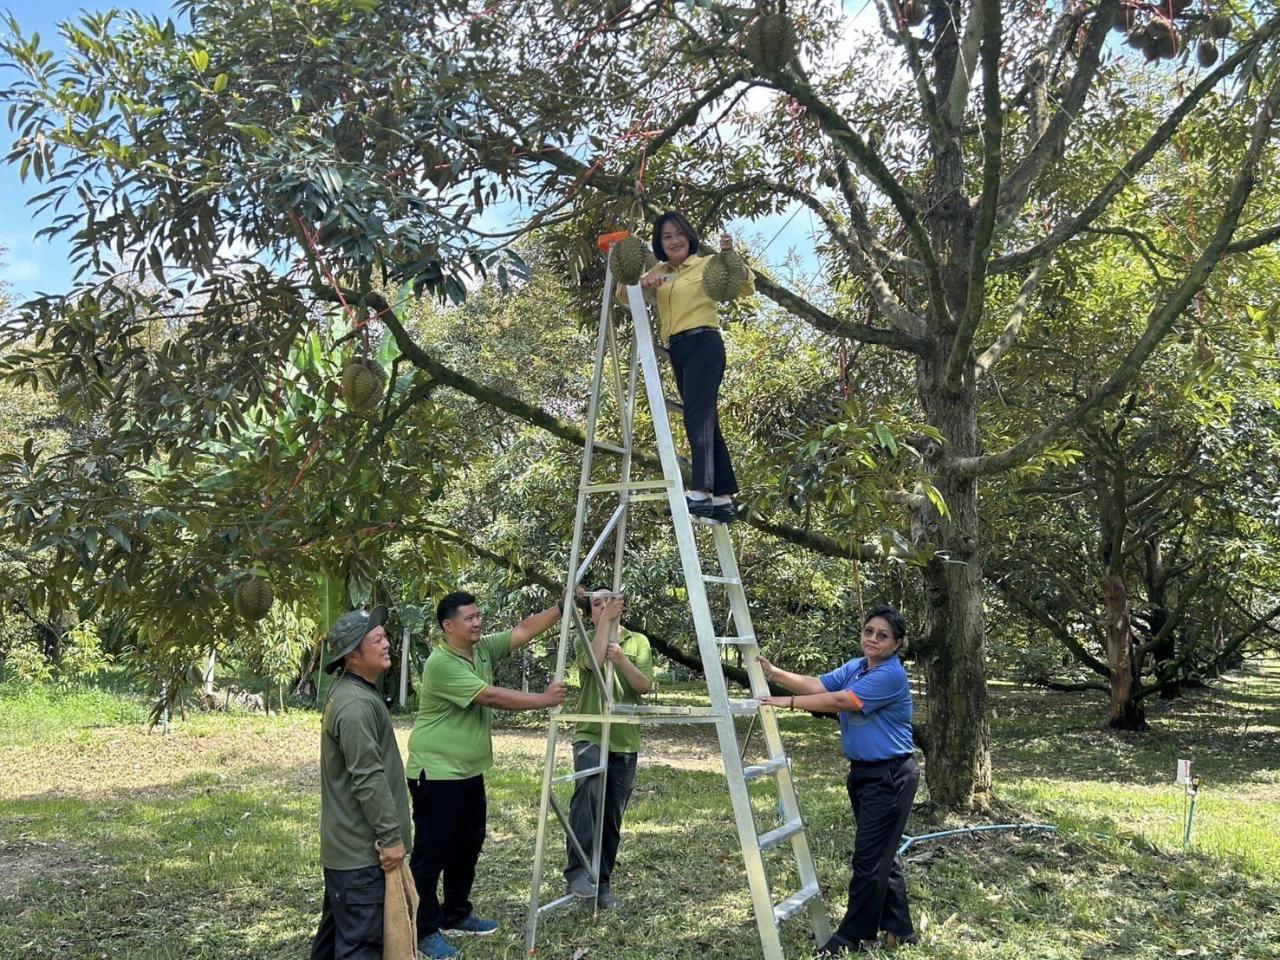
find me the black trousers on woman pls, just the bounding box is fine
[668,328,738,497]
[827,754,918,948]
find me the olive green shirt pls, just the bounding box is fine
[406,631,513,781]
[574,627,653,754]
[319,673,412,870]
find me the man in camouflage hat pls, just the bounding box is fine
[310,605,413,960]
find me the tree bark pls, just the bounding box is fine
[915,366,992,808]
[1103,572,1145,729]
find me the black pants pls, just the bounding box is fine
[669,328,737,497]
[408,774,486,937]
[564,741,639,887]
[830,755,918,945]
[310,864,385,960]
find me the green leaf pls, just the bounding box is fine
[190,48,209,72]
[212,72,228,93]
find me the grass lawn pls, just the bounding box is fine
[1,660,1277,960]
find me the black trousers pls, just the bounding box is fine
[668,328,737,497]
[310,864,385,960]
[564,741,639,887]
[830,755,918,945]
[408,774,486,937]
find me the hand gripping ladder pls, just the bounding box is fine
[524,233,830,958]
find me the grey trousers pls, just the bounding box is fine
[564,741,638,887]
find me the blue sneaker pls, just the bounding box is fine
[443,914,498,936]
[418,931,458,959]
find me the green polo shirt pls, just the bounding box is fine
[319,673,412,870]
[574,627,653,754]
[406,631,512,781]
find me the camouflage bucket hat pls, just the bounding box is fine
[323,605,388,674]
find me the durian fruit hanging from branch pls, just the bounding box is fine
[610,234,648,285]
[744,13,797,77]
[702,250,745,303]
[234,575,275,622]
[342,358,387,414]
[1114,1,1233,65]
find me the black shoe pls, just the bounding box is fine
[686,496,714,522]
[816,935,876,956]
[710,501,737,524]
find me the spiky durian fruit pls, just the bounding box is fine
[1197,40,1219,66]
[1208,14,1232,39]
[610,235,648,285]
[744,14,797,76]
[234,576,274,622]
[342,359,386,414]
[702,251,745,303]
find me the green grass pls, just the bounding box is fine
[1,662,1278,959]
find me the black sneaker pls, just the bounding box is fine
[710,501,737,524]
[686,496,715,522]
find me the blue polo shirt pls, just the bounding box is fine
[820,655,913,762]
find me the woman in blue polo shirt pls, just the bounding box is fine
[758,605,918,956]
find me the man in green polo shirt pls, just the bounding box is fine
[564,589,653,910]
[310,606,412,960]
[406,590,569,960]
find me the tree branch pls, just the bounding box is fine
[766,70,950,322]
[974,253,1053,380]
[764,183,925,335]
[952,69,1280,478]
[946,0,1005,391]
[754,273,930,353]
[993,13,1280,272]
[990,573,1110,678]
[995,1,1117,225]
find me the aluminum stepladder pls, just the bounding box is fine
[524,233,831,959]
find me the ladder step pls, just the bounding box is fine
[552,765,607,785]
[715,634,756,645]
[728,698,762,716]
[702,575,742,586]
[758,818,805,851]
[773,881,822,925]
[592,441,628,455]
[584,479,672,494]
[536,893,580,917]
[743,757,788,782]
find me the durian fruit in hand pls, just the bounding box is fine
[744,13,797,77]
[342,359,387,414]
[610,234,648,285]
[702,250,745,303]
[234,576,274,622]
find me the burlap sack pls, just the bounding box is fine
[383,860,419,960]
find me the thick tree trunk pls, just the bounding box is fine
[1103,573,1145,730]
[1143,538,1180,700]
[915,374,992,809]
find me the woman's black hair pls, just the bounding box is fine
[864,604,907,643]
[652,211,700,262]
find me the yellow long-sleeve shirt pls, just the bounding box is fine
[617,253,756,345]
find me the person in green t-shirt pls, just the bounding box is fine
[311,605,411,960]
[406,590,569,960]
[564,589,653,910]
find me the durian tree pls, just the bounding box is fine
[437,0,1280,807]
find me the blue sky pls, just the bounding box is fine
[1,1,177,298]
[0,1,820,302]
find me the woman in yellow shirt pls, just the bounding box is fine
[639,212,754,524]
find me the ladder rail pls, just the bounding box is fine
[626,286,787,959]
[525,257,618,954]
